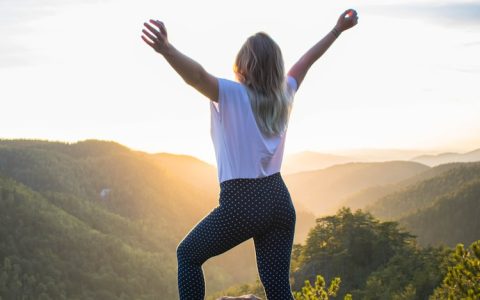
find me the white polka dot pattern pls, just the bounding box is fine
[177,172,296,300]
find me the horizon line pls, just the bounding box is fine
[1,136,479,159]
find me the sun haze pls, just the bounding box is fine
[1,0,479,164]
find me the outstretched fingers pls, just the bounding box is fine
[143,22,165,41]
[151,20,167,37]
[142,28,157,43]
[141,35,155,48]
[141,19,170,54]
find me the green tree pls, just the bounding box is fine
[293,274,352,300]
[392,284,416,300]
[293,207,416,297]
[356,246,449,300]
[430,240,480,299]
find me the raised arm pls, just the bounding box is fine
[141,20,218,102]
[287,9,358,90]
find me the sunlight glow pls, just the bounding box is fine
[1,0,479,164]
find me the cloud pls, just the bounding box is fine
[426,2,480,25]
[0,43,35,68]
[367,1,480,27]
[463,40,480,47]
[449,66,480,73]
[0,0,109,68]
[0,1,52,67]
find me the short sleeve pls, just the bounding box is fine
[287,76,298,94]
[210,78,245,123]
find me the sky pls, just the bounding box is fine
[1,0,479,165]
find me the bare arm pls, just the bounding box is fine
[142,20,218,102]
[288,9,359,90]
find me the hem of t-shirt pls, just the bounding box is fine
[219,170,282,184]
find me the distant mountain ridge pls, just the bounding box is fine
[341,162,465,210]
[282,151,355,174]
[283,160,429,215]
[360,161,480,247]
[282,147,480,175]
[399,177,480,247]
[366,162,480,221]
[410,148,480,166]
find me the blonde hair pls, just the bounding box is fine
[234,32,293,137]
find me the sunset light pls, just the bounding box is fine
[1,1,480,298]
[1,0,479,164]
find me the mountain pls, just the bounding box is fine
[333,148,430,162]
[0,139,260,297]
[152,152,218,193]
[5,138,477,298]
[282,149,436,175]
[362,162,480,247]
[399,178,480,247]
[282,151,355,174]
[0,139,217,229]
[410,148,480,166]
[283,161,429,215]
[0,175,178,299]
[366,162,480,221]
[0,139,318,298]
[341,162,465,210]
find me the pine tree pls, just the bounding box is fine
[430,240,480,299]
[293,274,352,300]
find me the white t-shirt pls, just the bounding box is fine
[209,76,298,183]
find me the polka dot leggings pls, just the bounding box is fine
[176,172,296,300]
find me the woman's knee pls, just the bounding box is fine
[177,237,205,266]
[176,239,192,264]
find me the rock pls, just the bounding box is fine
[216,295,262,300]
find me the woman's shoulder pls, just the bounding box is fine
[217,77,249,101]
[219,76,297,91]
[218,77,244,90]
[215,78,250,116]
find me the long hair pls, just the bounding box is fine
[234,32,293,137]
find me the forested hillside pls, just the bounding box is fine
[0,139,259,298]
[1,139,478,299]
[0,176,176,299]
[0,139,317,298]
[367,162,480,220]
[341,162,465,210]
[0,139,218,228]
[212,160,480,299]
[399,178,480,247]
[283,161,429,215]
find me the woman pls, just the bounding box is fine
[141,9,358,300]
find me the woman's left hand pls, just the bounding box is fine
[141,19,170,55]
[335,9,359,32]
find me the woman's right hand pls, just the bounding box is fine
[141,19,170,55]
[335,9,359,32]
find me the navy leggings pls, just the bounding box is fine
[176,172,296,300]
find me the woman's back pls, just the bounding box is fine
[210,76,298,183]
